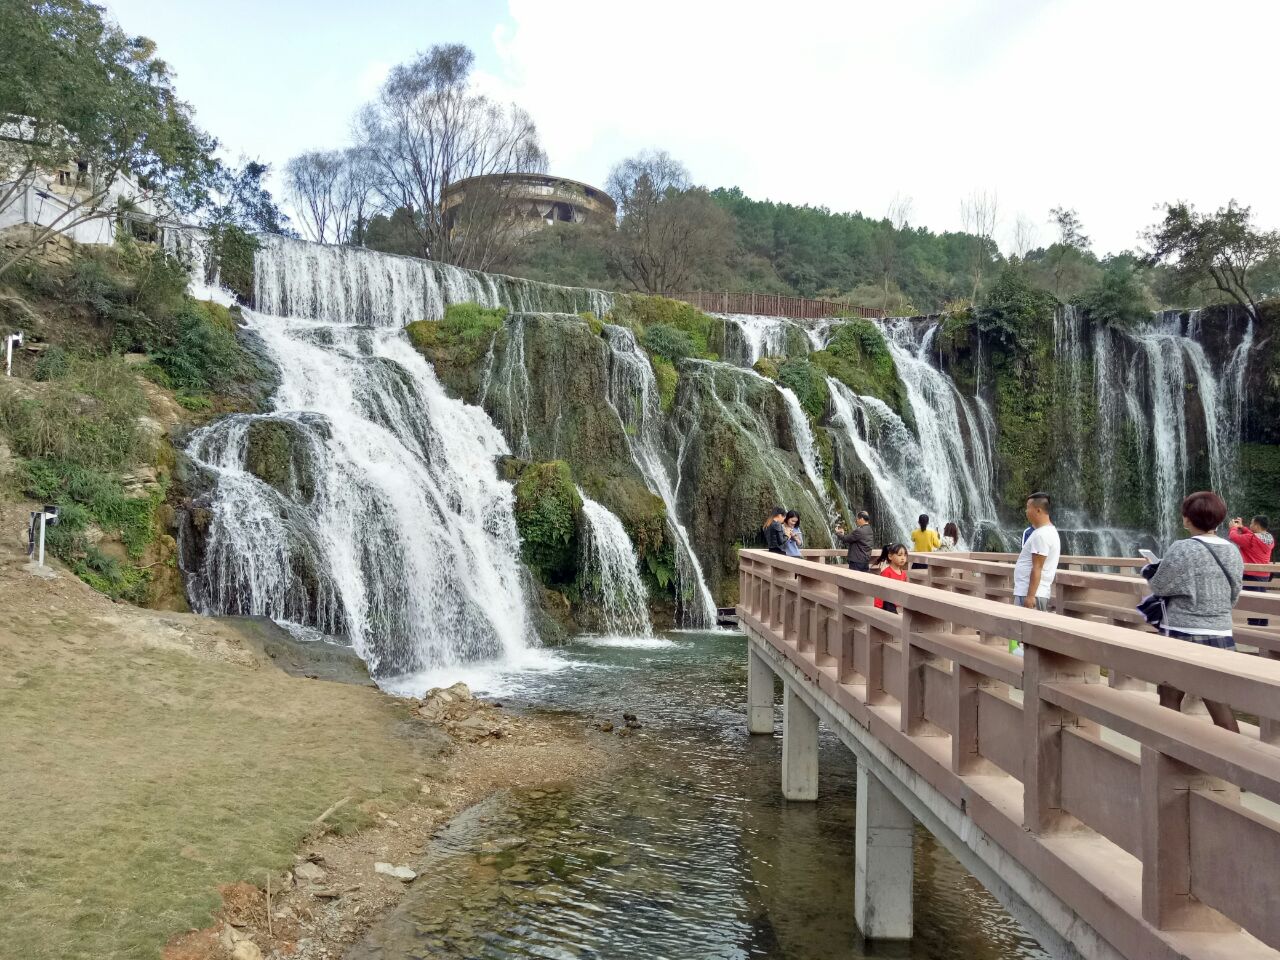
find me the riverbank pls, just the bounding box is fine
[0,527,608,960]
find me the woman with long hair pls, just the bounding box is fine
[783,510,804,558]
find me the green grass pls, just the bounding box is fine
[0,635,430,960]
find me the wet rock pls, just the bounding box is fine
[623,713,638,723]
[597,721,614,733]
[625,718,643,730]
[374,862,417,882]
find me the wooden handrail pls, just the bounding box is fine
[738,547,1280,955]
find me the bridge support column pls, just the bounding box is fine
[747,647,775,734]
[855,764,914,940]
[781,683,818,800]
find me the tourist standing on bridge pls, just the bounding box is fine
[1144,492,1243,732]
[874,544,910,613]
[1013,492,1060,613]
[1229,515,1274,626]
[783,511,804,557]
[763,506,787,554]
[910,514,941,569]
[835,510,875,572]
[940,521,961,550]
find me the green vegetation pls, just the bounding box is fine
[642,323,696,363]
[651,356,678,413]
[406,302,508,370]
[1076,261,1152,328]
[512,461,582,586]
[976,267,1058,350]
[752,357,780,380]
[777,357,829,420]
[608,294,722,359]
[207,224,260,303]
[810,317,907,415]
[0,617,429,960]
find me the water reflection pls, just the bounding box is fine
[349,632,1047,959]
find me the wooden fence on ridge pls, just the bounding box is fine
[666,291,882,320]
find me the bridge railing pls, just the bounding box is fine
[739,548,1280,954]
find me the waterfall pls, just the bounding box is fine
[777,386,836,522]
[1053,306,1088,504]
[253,236,613,327]
[489,314,533,459]
[718,313,809,365]
[876,319,999,530]
[184,273,537,681]
[601,325,717,627]
[577,491,653,637]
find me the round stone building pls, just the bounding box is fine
[441,173,616,238]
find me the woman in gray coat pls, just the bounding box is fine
[1142,491,1243,732]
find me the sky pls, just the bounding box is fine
[103,0,1280,255]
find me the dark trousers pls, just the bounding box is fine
[849,561,869,573]
[1245,575,1272,626]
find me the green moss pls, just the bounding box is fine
[777,357,829,419]
[642,324,696,362]
[810,318,908,416]
[607,294,723,359]
[405,302,508,382]
[1238,444,1280,519]
[651,356,678,413]
[513,460,582,586]
[579,311,604,336]
[753,357,780,380]
[242,419,316,501]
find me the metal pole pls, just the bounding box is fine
[6,337,12,377]
[38,512,46,566]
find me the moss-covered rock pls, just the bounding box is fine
[405,302,509,401]
[810,318,908,417]
[513,460,582,586]
[243,417,319,502]
[777,357,829,420]
[607,294,725,359]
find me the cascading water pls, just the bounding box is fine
[777,386,836,523]
[601,325,717,627]
[185,313,535,679]
[718,314,809,366]
[577,491,653,637]
[254,236,613,328]
[875,318,999,531]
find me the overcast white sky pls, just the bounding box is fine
[104,0,1279,254]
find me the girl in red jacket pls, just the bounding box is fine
[874,543,910,613]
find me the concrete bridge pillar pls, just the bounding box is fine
[781,683,819,800]
[855,764,914,940]
[747,647,775,735]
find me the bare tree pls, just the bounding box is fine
[960,190,999,300]
[285,150,344,243]
[286,147,379,245]
[873,194,912,314]
[1010,213,1039,260]
[605,150,732,294]
[354,44,546,270]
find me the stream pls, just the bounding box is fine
[352,631,1046,960]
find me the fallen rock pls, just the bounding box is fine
[374,862,417,882]
[311,888,341,899]
[231,942,263,960]
[445,681,472,702]
[597,721,614,733]
[293,861,326,883]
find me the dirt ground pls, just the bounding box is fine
[0,499,608,960]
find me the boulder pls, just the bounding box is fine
[374,862,417,882]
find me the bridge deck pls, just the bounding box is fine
[739,548,1280,959]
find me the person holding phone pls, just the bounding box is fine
[1229,515,1274,626]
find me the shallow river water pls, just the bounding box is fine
[351,631,1047,960]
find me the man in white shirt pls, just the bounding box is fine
[1013,491,1060,612]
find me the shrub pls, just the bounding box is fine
[777,358,829,420]
[609,294,721,358]
[33,346,71,382]
[512,461,581,586]
[208,224,259,304]
[150,300,245,391]
[809,318,907,415]
[977,268,1058,349]
[1076,263,1152,329]
[642,323,696,363]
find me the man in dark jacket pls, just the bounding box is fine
[835,510,874,572]
[763,506,787,554]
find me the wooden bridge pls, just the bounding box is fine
[738,547,1280,959]
[665,290,882,320]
